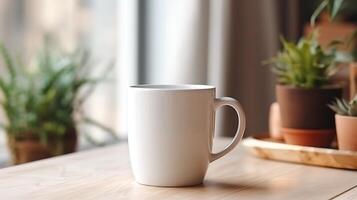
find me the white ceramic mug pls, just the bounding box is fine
[128,84,246,187]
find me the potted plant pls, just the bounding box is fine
[264,0,349,147]
[0,42,116,164]
[266,33,343,147]
[329,97,357,151]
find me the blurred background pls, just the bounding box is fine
[0,0,356,165]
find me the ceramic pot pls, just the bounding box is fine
[335,115,357,151]
[7,128,77,164]
[276,84,343,129]
[281,128,335,148]
[276,84,342,147]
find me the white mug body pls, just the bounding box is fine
[128,85,215,187]
[128,84,246,187]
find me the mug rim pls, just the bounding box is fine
[130,84,215,91]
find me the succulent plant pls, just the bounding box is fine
[265,32,338,89]
[329,97,357,116]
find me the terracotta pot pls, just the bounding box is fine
[7,128,77,164]
[281,128,335,148]
[335,115,357,151]
[276,84,343,129]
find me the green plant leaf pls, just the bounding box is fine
[327,0,344,20]
[310,0,345,27]
[266,33,337,88]
[327,39,345,48]
[310,0,328,27]
[329,98,357,116]
[0,42,16,82]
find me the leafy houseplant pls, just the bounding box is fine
[329,97,357,151]
[0,42,114,164]
[270,34,338,89]
[267,32,343,147]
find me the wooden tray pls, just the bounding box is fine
[242,137,357,170]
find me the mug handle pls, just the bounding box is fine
[210,97,246,162]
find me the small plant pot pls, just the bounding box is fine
[281,128,335,148]
[276,84,343,129]
[276,84,342,147]
[7,128,77,164]
[335,115,357,151]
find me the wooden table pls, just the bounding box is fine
[0,137,356,200]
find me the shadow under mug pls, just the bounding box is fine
[128,84,246,187]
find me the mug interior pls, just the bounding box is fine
[130,84,215,90]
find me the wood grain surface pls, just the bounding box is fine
[243,137,357,170]
[0,137,356,200]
